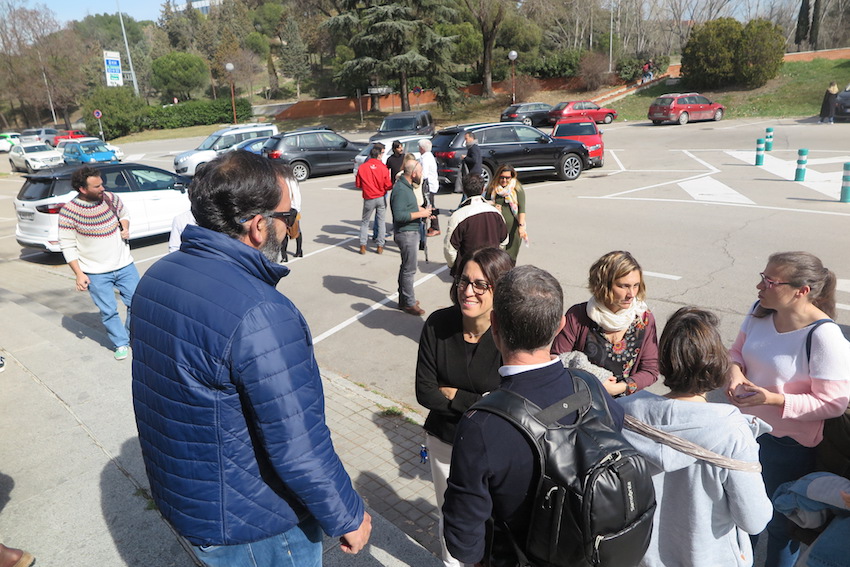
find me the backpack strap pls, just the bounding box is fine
[806,319,834,362]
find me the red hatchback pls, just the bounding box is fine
[551,118,604,168]
[647,93,725,125]
[548,101,618,125]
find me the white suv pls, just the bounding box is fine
[174,123,278,176]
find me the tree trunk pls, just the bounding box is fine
[400,70,410,111]
[482,30,497,98]
[267,53,279,94]
[369,74,381,112]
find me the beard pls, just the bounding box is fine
[260,219,284,263]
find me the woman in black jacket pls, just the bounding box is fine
[415,246,513,567]
[820,81,839,124]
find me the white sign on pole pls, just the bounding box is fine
[104,50,124,87]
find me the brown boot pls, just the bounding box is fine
[359,245,367,255]
[376,246,384,254]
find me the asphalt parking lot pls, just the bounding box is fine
[1,116,848,411]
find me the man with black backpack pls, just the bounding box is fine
[442,266,631,567]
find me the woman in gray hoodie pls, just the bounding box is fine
[618,307,773,567]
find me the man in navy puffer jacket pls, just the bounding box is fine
[131,152,371,567]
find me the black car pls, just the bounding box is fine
[431,122,589,187]
[369,110,434,141]
[262,128,366,182]
[500,102,553,127]
[836,85,850,122]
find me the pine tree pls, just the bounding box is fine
[279,19,310,99]
[794,0,810,49]
[809,0,821,50]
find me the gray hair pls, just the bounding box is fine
[494,266,564,353]
[418,138,432,152]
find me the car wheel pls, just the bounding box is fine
[713,108,724,121]
[9,159,16,172]
[26,161,35,174]
[291,161,310,182]
[479,164,493,186]
[557,153,583,181]
[522,117,533,126]
[603,114,614,124]
[678,112,689,125]
[652,120,662,126]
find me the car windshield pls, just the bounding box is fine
[652,97,674,106]
[555,123,596,136]
[197,133,222,150]
[81,142,109,154]
[379,118,417,131]
[25,144,51,153]
[554,103,569,111]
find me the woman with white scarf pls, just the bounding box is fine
[552,250,659,397]
[484,164,526,263]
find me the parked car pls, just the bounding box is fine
[56,137,124,161]
[53,130,90,144]
[835,83,850,122]
[551,119,604,168]
[0,132,20,152]
[500,102,553,127]
[547,101,618,125]
[431,122,589,187]
[648,93,725,125]
[8,143,64,173]
[353,135,423,173]
[14,163,190,253]
[174,123,278,176]
[262,127,367,182]
[61,139,119,165]
[230,136,269,155]
[369,110,434,141]
[20,127,61,146]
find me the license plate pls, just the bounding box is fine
[18,211,34,221]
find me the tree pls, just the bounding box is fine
[736,19,785,87]
[279,19,310,99]
[81,86,148,139]
[151,51,209,100]
[681,18,742,89]
[795,0,811,48]
[458,0,512,98]
[809,0,821,49]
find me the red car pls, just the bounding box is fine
[548,101,618,125]
[53,130,89,144]
[551,118,604,168]
[647,93,725,125]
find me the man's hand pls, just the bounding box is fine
[120,221,130,241]
[76,273,90,291]
[339,511,372,554]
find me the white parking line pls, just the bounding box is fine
[838,303,850,311]
[313,263,449,344]
[837,279,850,293]
[579,195,850,217]
[678,177,754,204]
[644,271,681,280]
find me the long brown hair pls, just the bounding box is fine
[754,251,836,318]
[450,247,514,306]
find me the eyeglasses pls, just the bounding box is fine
[268,209,298,227]
[759,272,792,289]
[456,277,492,295]
[498,175,513,180]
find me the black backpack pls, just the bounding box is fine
[472,369,656,567]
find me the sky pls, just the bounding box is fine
[51,1,162,26]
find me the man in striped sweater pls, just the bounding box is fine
[59,166,139,360]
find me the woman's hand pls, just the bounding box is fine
[729,382,785,408]
[439,386,458,401]
[725,363,748,398]
[603,377,627,397]
[517,225,528,241]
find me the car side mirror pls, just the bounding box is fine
[599,129,604,135]
[537,136,549,143]
[175,182,186,194]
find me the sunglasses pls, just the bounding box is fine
[498,175,513,180]
[268,209,298,227]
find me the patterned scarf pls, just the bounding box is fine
[493,177,519,217]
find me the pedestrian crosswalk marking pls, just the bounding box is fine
[725,150,843,200]
[678,177,755,204]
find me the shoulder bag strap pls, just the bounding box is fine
[806,319,834,362]
[623,415,762,472]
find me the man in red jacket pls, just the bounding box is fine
[355,144,392,255]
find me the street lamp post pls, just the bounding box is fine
[225,62,237,124]
[508,50,518,104]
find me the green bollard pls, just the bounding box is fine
[755,138,765,166]
[794,149,808,181]
[841,162,850,203]
[765,127,774,151]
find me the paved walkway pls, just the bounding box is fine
[0,259,441,566]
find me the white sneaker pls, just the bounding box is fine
[114,346,130,361]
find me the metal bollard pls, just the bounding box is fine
[841,162,850,203]
[765,127,774,151]
[755,138,765,166]
[794,149,808,181]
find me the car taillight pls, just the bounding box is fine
[434,151,456,159]
[36,203,65,214]
[268,150,282,159]
[508,114,517,118]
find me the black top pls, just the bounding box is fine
[463,142,482,176]
[386,152,405,180]
[415,306,502,444]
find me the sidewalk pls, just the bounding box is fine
[0,278,440,566]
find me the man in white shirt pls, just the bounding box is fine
[419,138,440,237]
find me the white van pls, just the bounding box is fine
[174,123,279,176]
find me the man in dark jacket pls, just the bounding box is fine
[131,151,371,566]
[442,266,624,566]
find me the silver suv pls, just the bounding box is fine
[20,127,61,146]
[174,123,278,176]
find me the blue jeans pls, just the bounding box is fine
[394,230,419,308]
[360,196,386,246]
[753,434,817,567]
[191,518,322,567]
[87,263,139,349]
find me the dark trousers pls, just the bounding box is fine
[394,230,419,308]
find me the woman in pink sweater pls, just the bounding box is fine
[727,251,850,567]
